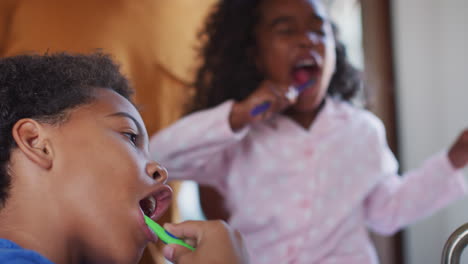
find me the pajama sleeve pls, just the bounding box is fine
[363,116,467,235]
[149,100,249,193]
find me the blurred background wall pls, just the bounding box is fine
[392,0,468,263]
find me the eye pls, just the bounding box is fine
[123,132,138,146]
[309,27,326,36]
[276,26,296,36]
[315,29,326,36]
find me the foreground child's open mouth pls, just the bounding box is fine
[134,184,195,250]
[139,186,172,220]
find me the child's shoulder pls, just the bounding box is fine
[0,239,53,264]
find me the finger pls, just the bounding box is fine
[268,84,291,106]
[270,96,291,114]
[249,90,278,118]
[263,111,273,121]
[184,238,197,248]
[258,91,286,114]
[162,244,193,263]
[250,82,290,118]
[163,221,203,242]
[266,80,290,93]
[272,84,298,110]
[234,230,250,262]
[267,83,283,98]
[462,129,468,141]
[250,100,272,118]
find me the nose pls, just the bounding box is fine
[146,161,168,184]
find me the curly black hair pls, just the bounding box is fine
[0,52,133,208]
[191,0,362,112]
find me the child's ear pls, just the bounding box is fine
[11,119,53,170]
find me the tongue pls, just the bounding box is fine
[293,68,311,85]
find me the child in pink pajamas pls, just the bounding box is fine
[150,0,468,263]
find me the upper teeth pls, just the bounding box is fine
[296,59,315,68]
[147,196,156,215]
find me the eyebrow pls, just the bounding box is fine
[106,112,143,135]
[269,14,326,28]
[270,16,294,27]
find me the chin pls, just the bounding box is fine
[96,235,145,264]
[294,94,326,112]
[128,250,145,264]
[291,102,320,113]
[110,248,144,264]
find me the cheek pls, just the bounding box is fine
[321,40,337,84]
[256,37,292,77]
[50,130,146,260]
[56,136,142,207]
[57,144,144,250]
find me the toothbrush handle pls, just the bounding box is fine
[144,215,195,251]
[250,101,271,116]
[296,79,316,93]
[163,230,196,251]
[250,79,315,116]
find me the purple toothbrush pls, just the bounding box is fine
[250,79,316,116]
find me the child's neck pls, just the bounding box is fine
[284,100,326,130]
[0,203,71,264]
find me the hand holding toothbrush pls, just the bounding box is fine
[229,78,315,131]
[161,220,249,264]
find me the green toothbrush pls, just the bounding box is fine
[144,215,195,251]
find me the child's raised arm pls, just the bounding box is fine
[362,118,467,235]
[150,101,249,191]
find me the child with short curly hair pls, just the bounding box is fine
[0,53,249,264]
